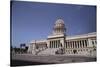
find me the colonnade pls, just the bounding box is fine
[49,39,88,48]
[65,40,88,48]
[49,40,61,48]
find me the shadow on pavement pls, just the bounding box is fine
[11,60,55,66]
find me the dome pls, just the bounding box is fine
[55,19,64,24]
[52,19,66,35]
[54,19,65,28]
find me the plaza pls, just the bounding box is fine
[11,54,96,66]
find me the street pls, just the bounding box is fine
[11,54,96,66]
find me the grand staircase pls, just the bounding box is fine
[37,48,59,55]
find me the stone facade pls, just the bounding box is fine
[28,19,96,57]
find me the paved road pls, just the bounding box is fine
[11,54,96,66]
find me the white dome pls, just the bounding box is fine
[52,19,66,35]
[55,19,64,24]
[54,19,64,28]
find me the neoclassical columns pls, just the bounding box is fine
[80,40,82,48]
[65,39,88,49]
[50,39,88,49]
[76,41,78,48]
[49,40,61,48]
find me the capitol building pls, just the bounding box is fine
[28,19,96,57]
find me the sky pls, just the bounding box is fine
[11,1,96,47]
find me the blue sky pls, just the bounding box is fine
[11,1,96,47]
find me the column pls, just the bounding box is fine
[54,41,55,48]
[57,40,59,48]
[75,41,77,48]
[87,39,92,47]
[79,40,81,48]
[94,40,96,45]
[67,41,69,48]
[81,40,83,48]
[74,41,76,48]
[47,40,49,48]
[55,40,56,48]
[52,41,53,48]
[56,40,57,48]
[58,40,59,48]
[53,41,55,48]
[77,41,79,48]
[78,41,80,48]
[85,40,87,47]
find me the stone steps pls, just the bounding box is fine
[37,48,59,55]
